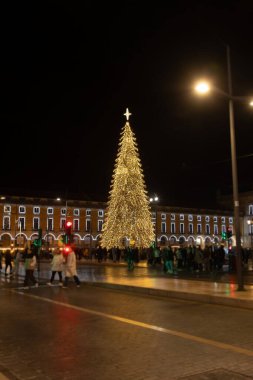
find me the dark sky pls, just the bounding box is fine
[1,1,253,208]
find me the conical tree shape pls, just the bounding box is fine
[101,117,155,249]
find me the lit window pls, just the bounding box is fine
[86,219,91,231]
[19,206,26,214]
[60,218,66,230]
[98,220,103,231]
[19,217,25,230]
[3,216,10,230]
[4,205,11,213]
[74,219,79,231]
[188,215,193,221]
[47,218,53,231]
[33,217,40,230]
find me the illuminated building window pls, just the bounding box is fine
[19,206,26,214]
[60,218,66,230]
[161,222,166,233]
[197,215,201,222]
[3,216,10,230]
[205,216,210,222]
[189,223,193,234]
[61,208,66,216]
[73,209,80,216]
[47,207,53,215]
[19,217,25,230]
[98,220,103,231]
[98,210,104,217]
[180,214,184,221]
[86,219,91,232]
[197,224,201,233]
[33,217,40,230]
[33,207,40,214]
[161,213,166,220]
[180,223,184,233]
[74,219,79,231]
[4,205,11,213]
[206,224,210,234]
[214,224,218,235]
[171,223,175,233]
[86,209,91,217]
[188,215,193,221]
[47,218,53,231]
[171,214,175,221]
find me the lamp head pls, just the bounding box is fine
[194,81,210,95]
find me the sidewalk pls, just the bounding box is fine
[74,259,253,310]
[2,260,253,310]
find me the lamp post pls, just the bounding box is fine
[150,195,159,247]
[194,45,253,291]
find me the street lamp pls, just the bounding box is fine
[194,45,252,291]
[150,195,159,247]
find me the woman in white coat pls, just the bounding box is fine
[62,247,81,288]
[47,248,65,286]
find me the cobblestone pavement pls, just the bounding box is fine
[1,273,253,379]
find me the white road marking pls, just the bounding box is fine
[13,290,253,358]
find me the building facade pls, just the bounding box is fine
[0,195,238,251]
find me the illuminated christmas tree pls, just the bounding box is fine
[101,108,155,249]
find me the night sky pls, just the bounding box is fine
[1,1,253,208]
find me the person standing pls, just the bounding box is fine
[14,249,22,277]
[47,248,65,286]
[62,247,80,288]
[23,247,38,288]
[5,250,13,276]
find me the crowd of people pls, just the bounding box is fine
[0,243,251,286]
[0,246,81,289]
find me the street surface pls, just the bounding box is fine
[1,261,253,379]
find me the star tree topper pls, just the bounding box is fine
[124,108,132,120]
